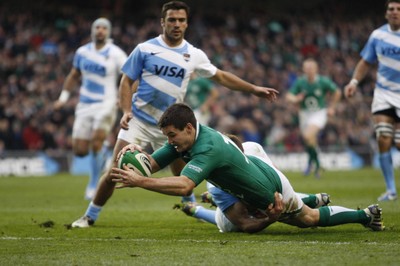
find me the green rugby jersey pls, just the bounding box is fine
[289,75,337,111]
[185,77,214,110]
[152,125,282,210]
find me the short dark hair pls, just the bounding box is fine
[225,134,244,152]
[158,103,197,130]
[386,0,400,9]
[161,1,190,19]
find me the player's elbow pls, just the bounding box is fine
[180,176,196,196]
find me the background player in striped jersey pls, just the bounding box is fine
[55,18,127,200]
[344,0,400,201]
[71,1,278,227]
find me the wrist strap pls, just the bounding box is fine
[350,79,359,86]
[58,90,70,102]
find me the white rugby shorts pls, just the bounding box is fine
[72,101,117,140]
[215,142,303,232]
[299,108,327,132]
[117,116,167,151]
[372,88,400,116]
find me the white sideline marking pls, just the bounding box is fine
[0,236,394,246]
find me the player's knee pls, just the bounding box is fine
[91,141,104,153]
[73,140,90,156]
[73,148,88,157]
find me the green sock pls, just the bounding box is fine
[297,193,318,208]
[307,145,320,169]
[318,206,370,227]
[305,146,313,165]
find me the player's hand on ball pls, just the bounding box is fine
[116,144,144,162]
[111,165,142,189]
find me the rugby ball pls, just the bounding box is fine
[118,150,152,177]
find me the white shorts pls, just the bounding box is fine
[117,117,167,151]
[193,109,211,126]
[72,102,117,140]
[215,207,240,233]
[299,109,327,132]
[372,89,400,116]
[243,142,303,215]
[215,142,303,232]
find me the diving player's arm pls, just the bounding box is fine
[111,165,196,197]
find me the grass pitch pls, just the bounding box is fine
[0,168,399,265]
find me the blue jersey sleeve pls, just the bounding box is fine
[122,46,144,81]
[360,33,378,64]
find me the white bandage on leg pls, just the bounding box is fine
[394,129,400,144]
[215,207,239,233]
[374,122,394,138]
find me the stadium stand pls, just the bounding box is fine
[0,1,384,167]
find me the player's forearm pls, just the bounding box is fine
[350,59,371,84]
[62,70,80,93]
[138,176,195,196]
[211,70,255,94]
[285,93,300,103]
[119,75,134,113]
[330,89,342,108]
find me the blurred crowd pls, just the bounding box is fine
[0,3,383,162]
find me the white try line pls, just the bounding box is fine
[1,236,395,246]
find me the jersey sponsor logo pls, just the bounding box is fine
[154,65,185,79]
[188,164,202,173]
[82,58,106,76]
[381,46,400,56]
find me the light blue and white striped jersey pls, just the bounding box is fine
[361,24,400,92]
[122,35,217,125]
[73,41,127,104]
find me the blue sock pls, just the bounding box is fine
[379,152,397,194]
[193,206,216,224]
[84,202,102,221]
[182,192,196,203]
[88,150,105,189]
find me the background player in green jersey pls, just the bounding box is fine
[286,58,342,178]
[111,103,384,233]
[185,73,218,126]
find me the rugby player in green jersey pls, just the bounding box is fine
[111,103,384,233]
[286,58,341,178]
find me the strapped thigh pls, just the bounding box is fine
[395,129,400,144]
[374,122,394,138]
